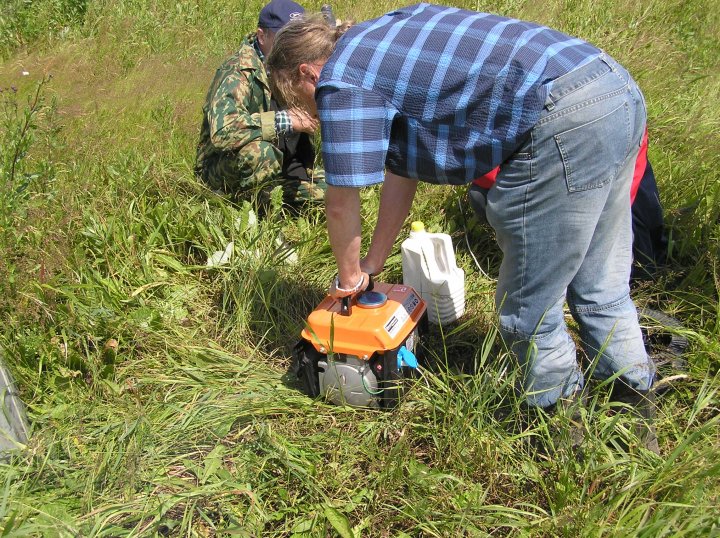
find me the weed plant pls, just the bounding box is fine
[0,0,718,536]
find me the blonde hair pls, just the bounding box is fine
[267,13,352,108]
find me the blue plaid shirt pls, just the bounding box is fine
[317,3,600,187]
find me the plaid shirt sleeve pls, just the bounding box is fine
[317,84,396,187]
[274,110,293,136]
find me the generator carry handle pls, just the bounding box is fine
[340,275,375,316]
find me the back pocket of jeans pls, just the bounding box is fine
[553,101,630,193]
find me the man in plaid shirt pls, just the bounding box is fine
[269,4,659,452]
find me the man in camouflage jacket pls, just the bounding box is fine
[195,0,324,208]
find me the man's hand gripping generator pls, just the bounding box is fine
[292,281,427,408]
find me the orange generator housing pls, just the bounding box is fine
[292,281,427,408]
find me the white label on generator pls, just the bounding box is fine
[385,304,409,338]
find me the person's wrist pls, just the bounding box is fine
[362,253,385,276]
[334,273,365,294]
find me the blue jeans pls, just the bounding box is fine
[485,53,655,408]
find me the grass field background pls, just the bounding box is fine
[0,0,718,535]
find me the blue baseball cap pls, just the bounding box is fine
[258,0,305,31]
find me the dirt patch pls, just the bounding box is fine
[1,39,222,140]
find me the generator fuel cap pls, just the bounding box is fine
[356,291,387,308]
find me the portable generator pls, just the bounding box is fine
[292,280,427,408]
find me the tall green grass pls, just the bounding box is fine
[0,0,719,535]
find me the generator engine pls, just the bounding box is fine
[292,281,427,408]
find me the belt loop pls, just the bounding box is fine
[545,93,555,111]
[598,51,615,72]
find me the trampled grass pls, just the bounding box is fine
[0,0,719,536]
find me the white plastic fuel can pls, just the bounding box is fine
[400,221,465,324]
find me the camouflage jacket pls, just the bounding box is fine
[195,34,282,192]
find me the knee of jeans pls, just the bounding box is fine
[501,322,576,369]
[499,307,566,343]
[500,323,582,407]
[569,291,633,316]
[499,321,532,345]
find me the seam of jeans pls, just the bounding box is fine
[500,322,563,342]
[529,129,535,180]
[634,86,648,145]
[603,56,634,89]
[555,135,576,190]
[570,292,632,314]
[616,99,644,173]
[537,85,628,126]
[518,130,534,320]
[624,100,632,162]
[547,53,608,100]
[548,66,612,104]
[519,185,527,323]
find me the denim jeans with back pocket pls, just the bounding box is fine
[485,53,654,408]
